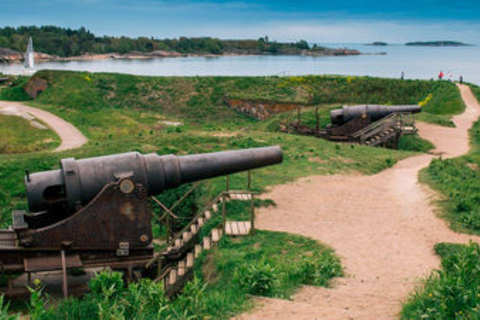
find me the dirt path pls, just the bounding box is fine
[238,84,480,320]
[0,101,87,152]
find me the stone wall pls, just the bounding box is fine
[226,99,303,120]
[25,76,48,99]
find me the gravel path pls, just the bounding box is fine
[237,84,480,320]
[0,101,87,152]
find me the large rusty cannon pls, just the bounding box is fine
[330,104,421,125]
[0,147,282,276]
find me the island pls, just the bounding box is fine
[366,42,388,46]
[405,41,470,46]
[0,26,361,64]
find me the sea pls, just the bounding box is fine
[1,43,479,85]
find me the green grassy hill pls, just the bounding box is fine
[0,71,468,319]
[3,71,463,224]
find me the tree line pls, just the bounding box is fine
[0,26,322,57]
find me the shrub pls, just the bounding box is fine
[236,261,278,296]
[88,270,124,299]
[295,254,343,286]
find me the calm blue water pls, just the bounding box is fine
[1,43,479,85]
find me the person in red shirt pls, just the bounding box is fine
[438,71,444,80]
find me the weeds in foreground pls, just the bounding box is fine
[402,242,480,320]
[0,230,341,319]
[235,261,278,296]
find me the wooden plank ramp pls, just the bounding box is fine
[225,221,251,236]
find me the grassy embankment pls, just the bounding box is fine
[420,84,480,234]
[0,71,464,318]
[401,85,480,319]
[2,72,465,224]
[0,115,59,153]
[402,242,480,319]
[0,77,58,153]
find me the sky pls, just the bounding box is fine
[1,0,479,43]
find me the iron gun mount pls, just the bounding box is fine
[0,147,282,275]
[280,104,421,148]
[324,104,421,145]
[330,104,422,126]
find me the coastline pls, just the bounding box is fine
[0,47,369,64]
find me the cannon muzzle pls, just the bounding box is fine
[330,105,421,125]
[26,146,282,214]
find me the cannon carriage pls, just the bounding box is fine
[281,104,421,148]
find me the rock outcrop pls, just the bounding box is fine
[0,48,22,63]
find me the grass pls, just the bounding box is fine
[0,115,60,154]
[0,77,32,101]
[26,71,464,133]
[420,84,480,234]
[397,134,435,153]
[191,230,342,319]
[401,242,480,320]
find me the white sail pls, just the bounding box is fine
[24,37,35,69]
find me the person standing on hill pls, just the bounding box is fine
[438,71,444,80]
[448,71,453,81]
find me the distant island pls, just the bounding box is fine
[366,42,388,46]
[0,26,362,63]
[405,41,470,46]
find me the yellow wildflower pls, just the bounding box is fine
[418,93,433,107]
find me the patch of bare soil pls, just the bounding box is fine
[0,101,88,152]
[237,84,480,320]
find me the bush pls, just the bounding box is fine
[88,270,124,298]
[236,261,278,296]
[295,254,343,286]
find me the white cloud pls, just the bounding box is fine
[176,19,480,44]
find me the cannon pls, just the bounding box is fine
[330,104,421,125]
[0,146,282,276]
[324,104,421,144]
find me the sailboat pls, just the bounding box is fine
[24,37,35,69]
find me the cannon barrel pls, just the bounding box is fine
[330,105,421,125]
[26,146,283,214]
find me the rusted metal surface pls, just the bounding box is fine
[330,105,421,125]
[18,180,153,250]
[281,103,420,149]
[24,254,82,272]
[326,116,372,139]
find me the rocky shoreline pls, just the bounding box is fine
[0,47,364,64]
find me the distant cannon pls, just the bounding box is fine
[330,105,422,125]
[325,104,421,146]
[280,104,421,148]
